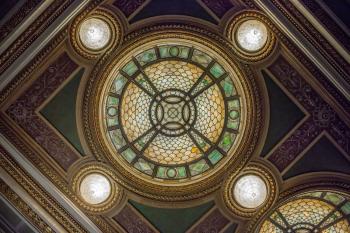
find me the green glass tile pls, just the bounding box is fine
[156,167,167,178]
[227,120,239,130]
[134,158,154,175]
[191,49,212,67]
[166,168,177,178]
[208,150,223,165]
[122,61,138,76]
[169,46,180,57]
[107,106,118,117]
[112,75,127,94]
[178,46,190,59]
[210,63,225,78]
[220,77,236,97]
[189,159,209,176]
[107,96,119,105]
[324,192,345,205]
[228,99,240,110]
[122,148,136,163]
[177,167,187,178]
[229,110,239,120]
[109,129,125,149]
[107,117,118,127]
[135,131,155,150]
[341,202,350,214]
[159,46,170,58]
[219,132,236,152]
[136,49,156,65]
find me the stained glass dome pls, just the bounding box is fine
[103,43,242,181]
[259,191,350,233]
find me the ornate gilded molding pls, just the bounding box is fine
[0,179,54,233]
[225,10,277,63]
[0,0,75,76]
[0,146,88,232]
[222,162,278,219]
[83,24,264,201]
[69,7,123,60]
[0,0,42,43]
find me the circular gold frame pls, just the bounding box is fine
[226,11,276,63]
[83,25,263,201]
[222,163,278,218]
[71,163,124,214]
[70,8,122,60]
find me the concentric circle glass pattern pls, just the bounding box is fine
[236,19,268,52]
[233,174,267,208]
[79,18,111,50]
[260,191,350,233]
[80,173,111,205]
[104,44,241,180]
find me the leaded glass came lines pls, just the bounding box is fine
[259,191,350,233]
[104,44,242,180]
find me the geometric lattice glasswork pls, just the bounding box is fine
[104,44,241,180]
[79,18,111,50]
[233,174,267,209]
[259,191,350,233]
[236,19,268,52]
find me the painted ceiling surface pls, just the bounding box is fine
[0,0,349,233]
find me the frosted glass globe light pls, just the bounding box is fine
[236,20,268,52]
[79,18,111,50]
[80,173,111,205]
[233,174,267,208]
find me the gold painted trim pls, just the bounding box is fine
[0,179,54,233]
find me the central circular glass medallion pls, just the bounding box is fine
[150,89,196,136]
[104,43,242,180]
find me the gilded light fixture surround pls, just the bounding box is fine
[83,25,263,201]
[258,191,350,232]
[70,8,122,59]
[222,163,278,218]
[226,11,276,62]
[71,164,124,213]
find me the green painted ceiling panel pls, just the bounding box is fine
[261,71,305,156]
[40,68,84,155]
[130,200,214,233]
[283,136,350,179]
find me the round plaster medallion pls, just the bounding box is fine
[79,18,111,50]
[236,19,268,52]
[70,9,122,59]
[226,11,276,62]
[71,164,124,213]
[233,174,268,208]
[84,27,262,201]
[80,173,111,205]
[222,164,277,218]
